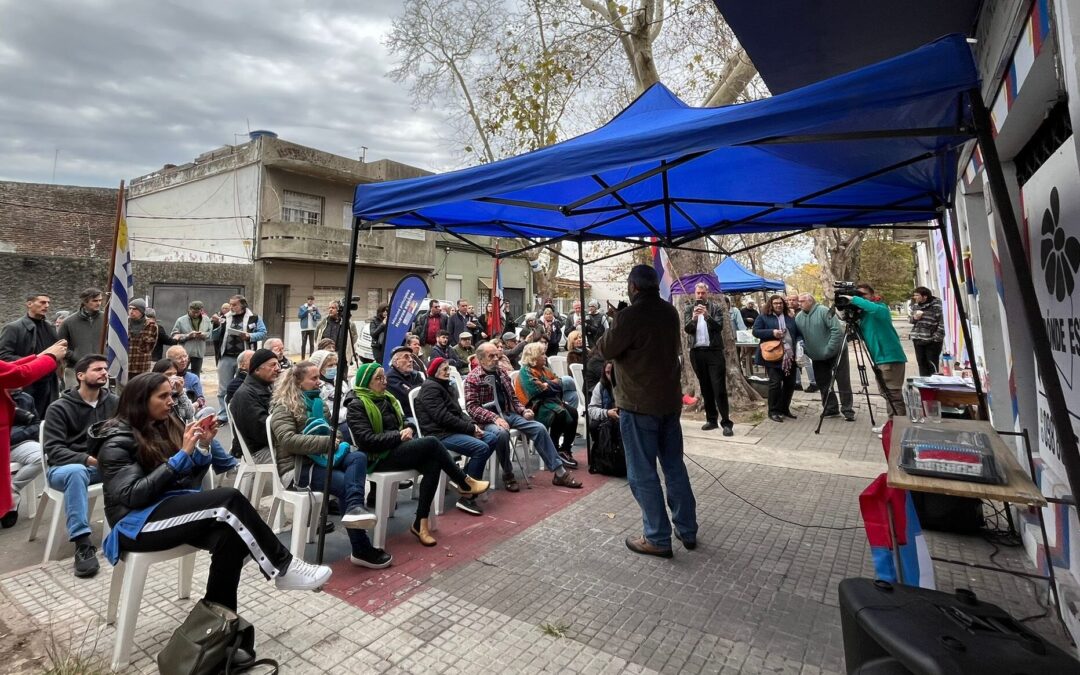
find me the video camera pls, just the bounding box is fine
[833,281,863,323]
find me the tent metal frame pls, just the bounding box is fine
[317,88,1080,587]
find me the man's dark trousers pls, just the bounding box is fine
[689,347,732,428]
[811,348,854,417]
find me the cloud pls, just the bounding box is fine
[0,0,453,187]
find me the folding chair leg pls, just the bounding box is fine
[42,502,64,563]
[111,558,150,671]
[27,491,49,542]
[289,501,308,558]
[178,553,195,599]
[106,560,124,624]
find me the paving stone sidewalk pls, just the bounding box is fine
[0,322,1069,672]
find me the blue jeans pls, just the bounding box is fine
[210,439,238,474]
[619,411,697,549]
[217,355,237,419]
[295,451,373,554]
[47,464,101,541]
[441,428,507,479]
[559,376,579,410]
[504,412,562,472]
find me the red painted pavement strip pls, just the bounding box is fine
[323,471,610,615]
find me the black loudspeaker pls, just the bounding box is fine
[838,578,1078,674]
[909,491,984,534]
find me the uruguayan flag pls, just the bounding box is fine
[107,206,133,385]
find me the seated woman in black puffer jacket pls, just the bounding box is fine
[345,362,487,548]
[94,372,332,612]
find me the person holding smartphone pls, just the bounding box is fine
[171,301,210,376]
[682,282,734,436]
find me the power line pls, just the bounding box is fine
[0,198,254,221]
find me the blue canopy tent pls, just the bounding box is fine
[713,258,785,294]
[310,34,1080,560]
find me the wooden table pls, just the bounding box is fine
[884,416,1068,631]
[886,416,1045,506]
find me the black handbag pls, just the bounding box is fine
[157,599,278,675]
[587,417,627,477]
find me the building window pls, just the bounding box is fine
[282,190,322,226]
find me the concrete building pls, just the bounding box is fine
[127,133,534,351]
[126,133,440,352]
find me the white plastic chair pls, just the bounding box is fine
[27,425,104,563]
[264,416,324,558]
[549,355,568,377]
[405,387,453,508]
[227,404,277,509]
[569,362,587,430]
[447,368,467,408]
[10,461,41,519]
[368,469,438,549]
[107,545,198,670]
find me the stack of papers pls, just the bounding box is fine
[917,375,975,389]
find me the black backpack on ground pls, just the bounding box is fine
[587,418,627,477]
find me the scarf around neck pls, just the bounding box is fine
[351,384,403,434]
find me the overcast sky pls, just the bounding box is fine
[0,0,452,187]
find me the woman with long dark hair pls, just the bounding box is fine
[96,372,332,612]
[752,295,802,423]
[370,303,389,365]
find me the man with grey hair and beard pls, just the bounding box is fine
[794,293,854,422]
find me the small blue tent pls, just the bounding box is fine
[714,258,785,293]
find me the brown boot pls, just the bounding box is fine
[410,518,437,547]
[455,476,490,496]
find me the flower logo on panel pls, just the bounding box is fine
[1040,187,1080,302]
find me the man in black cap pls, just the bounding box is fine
[229,348,280,465]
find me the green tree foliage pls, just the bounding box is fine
[856,230,915,305]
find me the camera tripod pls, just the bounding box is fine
[813,318,899,434]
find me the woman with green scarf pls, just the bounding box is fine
[345,363,488,547]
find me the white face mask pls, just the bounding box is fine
[323,367,337,381]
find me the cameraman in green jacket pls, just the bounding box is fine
[794,294,855,422]
[839,285,907,422]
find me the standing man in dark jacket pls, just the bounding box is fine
[411,301,448,358]
[1,292,61,417]
[597,265,696,558]
[211,295,267,422]
[416,357,506,514]
[40,354,119,577]
[446,300,476,347]
[228,349,279,464]
[58,288,104,388]
[683,282,734,436]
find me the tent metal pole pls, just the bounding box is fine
[968,88,1080,503]
[317,216,363,563]
[935,213,988,419]
[577,237,590,455]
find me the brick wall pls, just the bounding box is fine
[0,181,117,257]
[0,254,254,325]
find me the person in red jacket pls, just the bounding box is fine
[0,339,68,517]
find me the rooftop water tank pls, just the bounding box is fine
[249,130,278,141]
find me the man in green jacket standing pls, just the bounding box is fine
[795,294,854,421]
[840,288,908,420]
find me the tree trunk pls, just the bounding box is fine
[811,228,867,298]
[668,248,762,412]
[524,241,563,307]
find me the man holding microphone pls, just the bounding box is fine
[597,265,698,558]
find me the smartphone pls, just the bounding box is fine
[695,299,707,307]
[194,406,219,431]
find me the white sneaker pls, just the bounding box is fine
[871,425,884,434]
[274,558,332,591]
[342,506,377,530]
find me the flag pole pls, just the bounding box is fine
[99,180,126,353]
